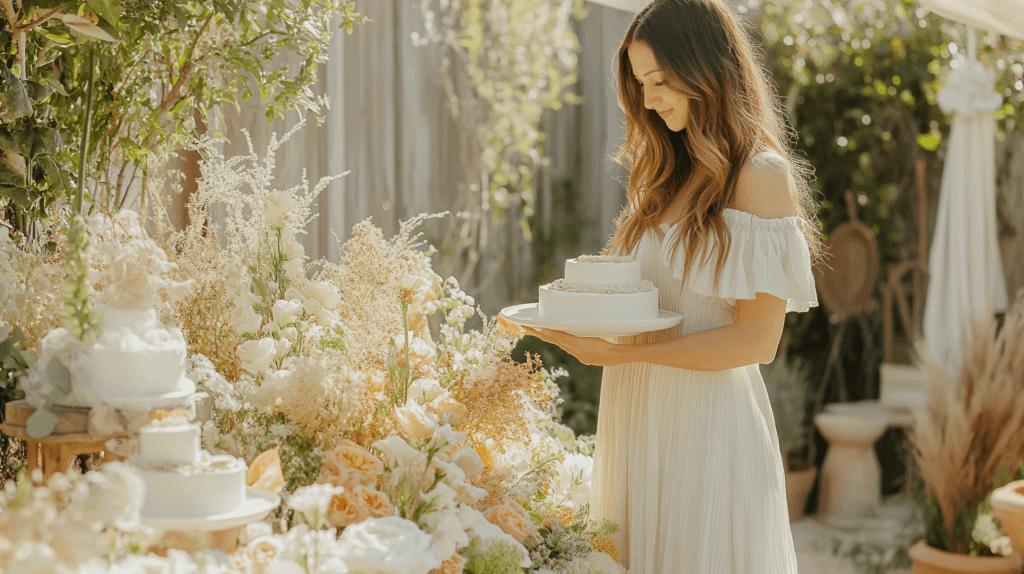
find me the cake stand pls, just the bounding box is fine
[500,303,683,338]
[141,487,280,532]
[143,487,281,554]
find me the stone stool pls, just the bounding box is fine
[815,404,889,528]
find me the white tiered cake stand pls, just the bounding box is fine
[500,303,683,337]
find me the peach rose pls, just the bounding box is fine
[432,553,465,574]
[326,488,369,528]
[352,484,394,518]
[483,500,541,545]
[318,440,384,490]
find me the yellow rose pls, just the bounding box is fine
[326,488,369,528]
[483,500,541,545]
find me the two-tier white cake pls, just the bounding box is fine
[70,305,195,411]
[538,255,660,322]
[131,416,247,518]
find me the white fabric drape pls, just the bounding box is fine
[922,57,1009,378]
[917,0,1024,40]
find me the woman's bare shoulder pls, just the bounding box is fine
[731,151,798,219]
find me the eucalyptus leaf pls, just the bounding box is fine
[26,409,58,439]
[45,356,72,394]
[45,388,68,405]
[0,62,32,120]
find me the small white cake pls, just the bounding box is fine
[538,255,660,322]
[71,305,195,410]
[132,417,247,518]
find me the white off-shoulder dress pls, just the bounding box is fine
[591,208,819,574]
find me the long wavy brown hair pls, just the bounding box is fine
[607,0,825,294]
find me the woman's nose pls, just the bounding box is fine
[644,91,659,110]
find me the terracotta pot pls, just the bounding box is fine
[785,465,818,521]
[992,480,1024,556]
[908,540,1023,574]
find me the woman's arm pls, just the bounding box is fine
[523,290,786,370]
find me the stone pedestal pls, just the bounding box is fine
[815,410,889,528]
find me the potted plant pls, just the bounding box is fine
[906,289,1024,573]
[762,338,817,521]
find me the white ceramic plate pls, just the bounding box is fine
[500,303,682,338]
[141,487,281,532]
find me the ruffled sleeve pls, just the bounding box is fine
[660,208,819,313]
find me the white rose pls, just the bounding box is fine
[231,293,263,336]
[237,338,277,375]
[400,275,431,293]
[288,483,343,528]
[394,399,438,440]
[408,378,444,404]
[248,369,290,409]
[450,443,484,479]
[336,516,440,574]
[303,280,342,309]
[552,452,593,509]
[272,299,304,328]
[263,190,294,227]
[372,435,427,482]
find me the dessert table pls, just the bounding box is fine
[0,393,214,480]
[0,400,124,479]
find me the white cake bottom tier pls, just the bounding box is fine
[138,456,247,518]
[538,285,660,322]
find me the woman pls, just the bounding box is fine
[523,0,826,572]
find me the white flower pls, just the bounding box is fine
[7,541,58,574]
[70,462,145,531]
[408,378,444,404]
[563,551,627,574]
[288,483,343,529]
[450,443,484,479]
[303,281,342,310]
[264,190,295,227]
[394,399,439,440]
[248,370,291,410]
[231,292,263,335]
[336,516,440,574]
[552,453,594,509]
[237,338,277,375]
[991,535,1014,557]
[272,299,304,328]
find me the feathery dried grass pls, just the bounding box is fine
[909,288,1024,554]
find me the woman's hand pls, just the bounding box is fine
[521,327,622,367]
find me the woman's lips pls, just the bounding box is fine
[658,109,671,117]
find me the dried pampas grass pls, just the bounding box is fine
[908,288,1024,554]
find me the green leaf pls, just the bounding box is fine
[917,133,941,151]
[0,160,23,187]
[0,186,32,208]
[86,0,121,35]
[0,62,33,120]
[27,409,58,439]
[36,25,76,47]
[118,137,149,161]
[37,155,71,192]
[24,80,55,104]
[45,356,71,394]
[46,76,70,97]
[0,338,12,361]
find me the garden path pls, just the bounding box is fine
[790,491,921,573]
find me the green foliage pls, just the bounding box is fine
[414,0,586,237]
[0,0,368,234]
[760,0,1024,421]
[59,215,97,341]
[461,537,526,574]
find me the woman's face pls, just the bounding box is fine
[627,41,690,132]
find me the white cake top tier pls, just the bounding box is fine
[564,255,641,286]
[138,417,201,466]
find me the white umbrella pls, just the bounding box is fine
[916,0,1024,41]
[921,25,1010,379]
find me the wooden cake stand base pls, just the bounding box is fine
[0,400,124,480]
